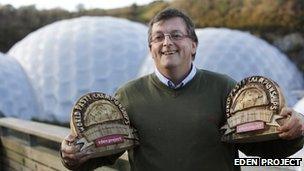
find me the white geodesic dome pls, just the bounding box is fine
[8,16,148,122]
[294,98,304,114]
[0,52,40,119]
[138,28,304,106]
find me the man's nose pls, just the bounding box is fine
[163,34,173,46]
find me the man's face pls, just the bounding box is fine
[149,17,197,73]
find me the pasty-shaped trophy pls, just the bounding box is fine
[70,92,139,158]
[221,76,289,143]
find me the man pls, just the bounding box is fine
[61,8,304,171]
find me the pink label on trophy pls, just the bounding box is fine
[236,121,265,133]
[95,134,124,147]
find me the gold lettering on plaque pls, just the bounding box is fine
[84,100,122,127]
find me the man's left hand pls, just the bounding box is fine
[277,107,304,140]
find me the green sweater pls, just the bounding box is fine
[115,69,239,171]
[75,69,303,171]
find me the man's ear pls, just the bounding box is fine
[191,42,197,56]
[149,46,155,59]
[150,53,155,60]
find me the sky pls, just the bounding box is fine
[0,0,158,11]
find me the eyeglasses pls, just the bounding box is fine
[150,31,190,43]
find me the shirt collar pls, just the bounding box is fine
[155,64,197,89]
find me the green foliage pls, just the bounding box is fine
[138,0,169,23]
[0,4,73,52]
[171,0,303,33]
[0,0,303,52]
[0,1,170,52]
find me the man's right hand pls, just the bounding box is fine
[60,133,93,169]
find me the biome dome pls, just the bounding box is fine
[8,16,148,122]
[138,28,304,106]
[0,52,40,119]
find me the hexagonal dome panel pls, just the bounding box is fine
[0,52,40,119]
[138,28,304,106]
[8,16,148,122]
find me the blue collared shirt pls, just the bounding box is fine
[155,65,197,89]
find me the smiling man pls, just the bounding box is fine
[149,16,197,86]
[61,8,304,171]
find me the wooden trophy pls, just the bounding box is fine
[70,92,139,158]
[221,76,289,143]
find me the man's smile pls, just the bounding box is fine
[161,50,178,55]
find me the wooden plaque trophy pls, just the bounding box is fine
[221,76,289,143]
[70,92,139,158]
